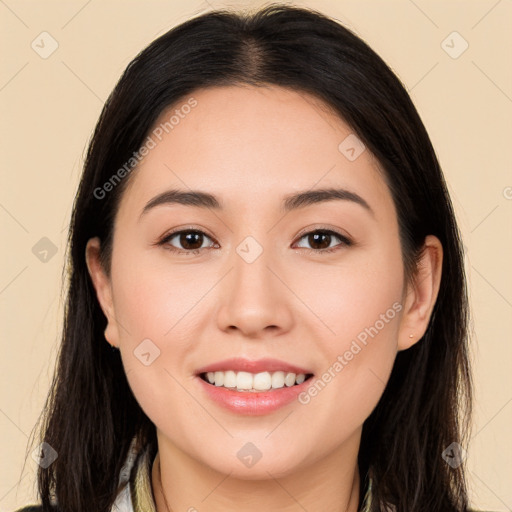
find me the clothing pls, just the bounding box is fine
[112,437,156,511]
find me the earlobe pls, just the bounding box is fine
[397,235,443,351]
[85,237,119,347]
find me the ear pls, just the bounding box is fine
[397,235,443,351]
[85,237,120,348]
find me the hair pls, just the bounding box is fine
[26,4,472,512]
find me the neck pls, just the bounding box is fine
[151,430,362,512]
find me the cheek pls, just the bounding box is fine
[293,245,404,428]
[109,241,224,418]
[109,244,211,345]
[111,249,210,445]
[295,238,404,344]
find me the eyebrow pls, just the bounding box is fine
[139,187,373,219]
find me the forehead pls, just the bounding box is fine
[117,84,394,220]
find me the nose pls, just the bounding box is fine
[216,240,294,338]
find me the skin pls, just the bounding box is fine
[86,84,442,512]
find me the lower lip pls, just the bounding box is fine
[195,374,314,415]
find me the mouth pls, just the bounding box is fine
[198,370,315,393]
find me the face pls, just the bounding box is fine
[87,84,437,480]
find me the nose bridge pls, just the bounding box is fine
[231,232,277,304]
[216,230,293,335]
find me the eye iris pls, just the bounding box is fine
[309,232,331,250]
[180,232,203,250]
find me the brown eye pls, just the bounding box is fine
[160,230,216,254]
[159,228,351,256]
[294,229,352,254]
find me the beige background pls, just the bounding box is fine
[1,0,511,510]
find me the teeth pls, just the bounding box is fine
[213,371,224,387]
[223,370,237,388]
[204,370,308,391]
[237,371,253,390]
[295,373,306,384]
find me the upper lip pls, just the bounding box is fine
[195,357,314,376]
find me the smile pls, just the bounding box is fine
[199,370,313,392]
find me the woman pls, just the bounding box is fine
[16,3,484,512]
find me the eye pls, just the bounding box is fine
[293,229,352,255]
[157,227,352,256]
[158,229,217,255]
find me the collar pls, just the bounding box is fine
[111,438,156,512]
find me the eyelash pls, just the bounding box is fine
[157,227,352,256]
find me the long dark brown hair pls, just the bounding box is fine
[26,4,472,511]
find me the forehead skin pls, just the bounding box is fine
[115,84,399,252]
